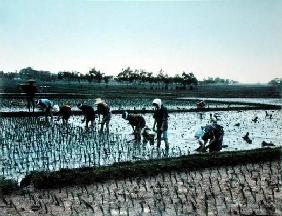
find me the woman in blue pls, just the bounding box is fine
[152,98,169,149]
[36,98,54,121]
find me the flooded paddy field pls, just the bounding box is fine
[1,160,281,215]
[0,97,260,112]
[1,95,281,215]
[178,97,282,106]
[1,108,281,182]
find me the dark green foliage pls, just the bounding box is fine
[201,77,238,85]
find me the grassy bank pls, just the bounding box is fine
[0,178,19,195]
[19,147,281,190]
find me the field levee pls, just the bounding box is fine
[0,104,281,117]
[19,147,281,190]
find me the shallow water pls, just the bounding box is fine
[1,109,281,182]
[97,109,282,151]
[178,97,282,105]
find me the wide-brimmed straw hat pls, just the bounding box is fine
[95,98,103,105]
[27,79,36,83]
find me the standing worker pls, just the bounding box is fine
[36,99,54,122]
[77,104,95,128]
[152,98,169,149]
[122,111,146,143]
[21,79,38,112]
[95,98,111,133]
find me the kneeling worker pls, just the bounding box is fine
[122,111,146,143]
[196,123,224,153]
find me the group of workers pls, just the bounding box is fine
[21,80,224,152]
[77,98,111,133]
[35,98,111,133]
[35,97,170,149]
[121,98,169,149]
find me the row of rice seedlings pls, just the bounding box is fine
[2,160,280,215]
[1,117,186,181]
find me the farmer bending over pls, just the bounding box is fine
[58,105,72,124]
[122,111,146,143]
[196,123,224,153]
[196,100,205,109]
[36,99,54,122]
[152,98,169,149]
[95,98,111,133]
[77,104,95,127]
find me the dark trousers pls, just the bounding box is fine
[26,96,35,112]
[156,128,162,148]
[209,136,223,152]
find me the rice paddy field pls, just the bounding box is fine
[1,97,257,112]
[0,97,281,182]
[0,95,281,215]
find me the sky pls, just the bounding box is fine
[0,0,281,83]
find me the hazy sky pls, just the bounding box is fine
[0,0,281,83]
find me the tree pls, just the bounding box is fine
[201,77,237,85]
[89,68,104,83]
[116,67,133,82]
[156,69,166,82]
[0,71,17,79]
[103,76,113,84]
[19,67,54,81]
[181,72,198,87]
[268,78,282,85]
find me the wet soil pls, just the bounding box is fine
[1,160,281,216]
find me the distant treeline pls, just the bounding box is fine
[0,67,280,97]
[0,66,245,86]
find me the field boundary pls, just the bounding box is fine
[173,98,282,106]
[18,147,281,190]
[0,104,281,117]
